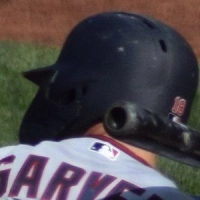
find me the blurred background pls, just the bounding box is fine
[0,0,199,61]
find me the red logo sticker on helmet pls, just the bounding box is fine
[172,97,186,116]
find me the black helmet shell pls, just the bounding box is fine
[20,12,199,144]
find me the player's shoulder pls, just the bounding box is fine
[142,187,197,200]
[0,145,18,159]
[104,187,198,200]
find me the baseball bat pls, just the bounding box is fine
[103,101,200,153]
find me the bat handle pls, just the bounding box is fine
[104,101,165,136]
[103,101,200,152]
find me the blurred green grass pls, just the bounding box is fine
[0,41,199,195]
[0,41,59,146]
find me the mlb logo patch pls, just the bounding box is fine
[90,142,119,160]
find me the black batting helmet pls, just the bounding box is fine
[19,12,199,145]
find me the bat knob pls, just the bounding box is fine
[103,102,140,137]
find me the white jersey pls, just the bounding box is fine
[0,135,192,200]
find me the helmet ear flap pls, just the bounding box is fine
[46,80,89,107]
[47,87,76,106]
[22,66,55,85]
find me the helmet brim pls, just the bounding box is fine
[22,65,55,85]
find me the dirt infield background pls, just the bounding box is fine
[0,0,199,61]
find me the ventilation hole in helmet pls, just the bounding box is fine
[159,40,167,52]
[82,85,88,96]
[142,19,156,29]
